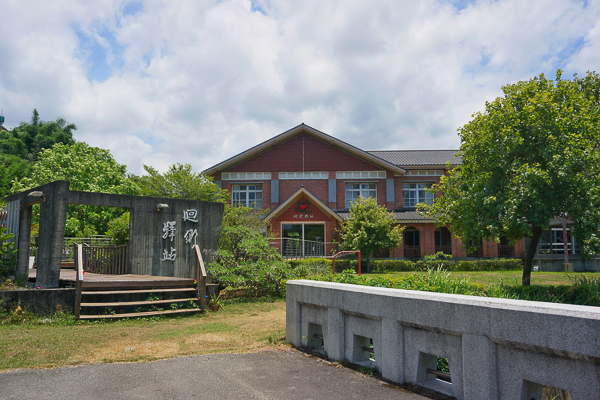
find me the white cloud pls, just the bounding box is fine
[0,0,598,175]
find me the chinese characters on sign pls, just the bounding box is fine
[184,229,198,244]
[161,209,199,262]
[162,221,176,241]
[183,209,198,222]
[293,214,314,219]
[162,247,176,261]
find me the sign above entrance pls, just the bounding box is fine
[295,200,311,214]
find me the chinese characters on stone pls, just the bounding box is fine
[162,221,176,241]
[162,247,176,261]
[161,209,199,262]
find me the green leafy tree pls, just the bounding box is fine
[106,212,130,245]
[6,109,76,161]
[11,142,138,237]
[137,163,228,202]
[339,196,403,269]
[422,71,600,286]
[0,109,76,197]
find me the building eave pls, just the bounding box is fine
[202,123,406,176]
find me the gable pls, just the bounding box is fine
[226,133,384,173]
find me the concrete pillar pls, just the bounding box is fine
[462,333,498,400]
[36,181,69,288]
[16,205,32,278]
[380,317,404,384]
[326,307,345,360]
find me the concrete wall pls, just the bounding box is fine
[0,288,75,315]
[286,280,600,400]
[534,255,600,272]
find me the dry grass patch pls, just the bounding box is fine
[0,299,287,371]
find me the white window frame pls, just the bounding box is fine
[402,182,433,208]
[345,182,377,208]
[336,171,386,179]
[279,172,329,180]
[231,183,263,209]
[222,172,271,180]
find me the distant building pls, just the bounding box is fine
[204,123,528,260]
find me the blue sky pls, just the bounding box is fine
[0,0,599,175]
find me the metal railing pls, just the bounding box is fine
[434,245,452,256]
[268,237,340,259]
[404,245,420,258]
[62,235,113,262]
[498,245,515,258]
[467,246,483,257]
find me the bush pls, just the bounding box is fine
[370,258,523,273]
[311,267,600,306]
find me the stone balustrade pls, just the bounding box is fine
[286,280,600,400]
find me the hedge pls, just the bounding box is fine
[286,258,523,273]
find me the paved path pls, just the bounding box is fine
[0,349,434,399]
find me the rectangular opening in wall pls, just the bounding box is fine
[307,323,324,354]
[417,352,453,397]
[521,380,573,400]
[352,334,376,368]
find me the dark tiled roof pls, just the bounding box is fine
[367,150,461,166]
[336,209,432,222]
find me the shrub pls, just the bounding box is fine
[370,258,522,273]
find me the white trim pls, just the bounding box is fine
[222,172,271,180]
[336,171,386,179]
[405,170,444,176]
[279,171,329,180]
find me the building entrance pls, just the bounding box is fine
[281,223,325,258]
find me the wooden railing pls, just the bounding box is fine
[77,244,128,275]
[193,245,207,310]
[74,244,84,319]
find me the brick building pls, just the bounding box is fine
[204,124,526,260]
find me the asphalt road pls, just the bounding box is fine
[0,349,436,399]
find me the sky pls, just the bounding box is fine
[0,0,599,175]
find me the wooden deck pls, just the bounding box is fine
[28,269,195,290]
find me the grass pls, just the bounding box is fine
[0,298,286,371]
[367,270,600,286]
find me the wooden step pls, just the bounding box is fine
[78,308,203,320]
[81,298,196,307]
[82,288,196,296]
[82,280,194,290]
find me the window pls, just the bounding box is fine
[402,183,433,207]
[405,170,443,176]
[345,183,377,208]
[231,184,263,208]
[279,172,328,180]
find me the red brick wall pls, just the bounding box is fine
[279,180,329,206]
[226,134,383,172]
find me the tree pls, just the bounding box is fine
[0,201,17,277]
[422,71,600,286]
[7,109,76,161]
[11,142,137,237]
[339,196,403,268]
[137,163,228,202]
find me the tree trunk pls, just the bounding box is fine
[522,225,543,286]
